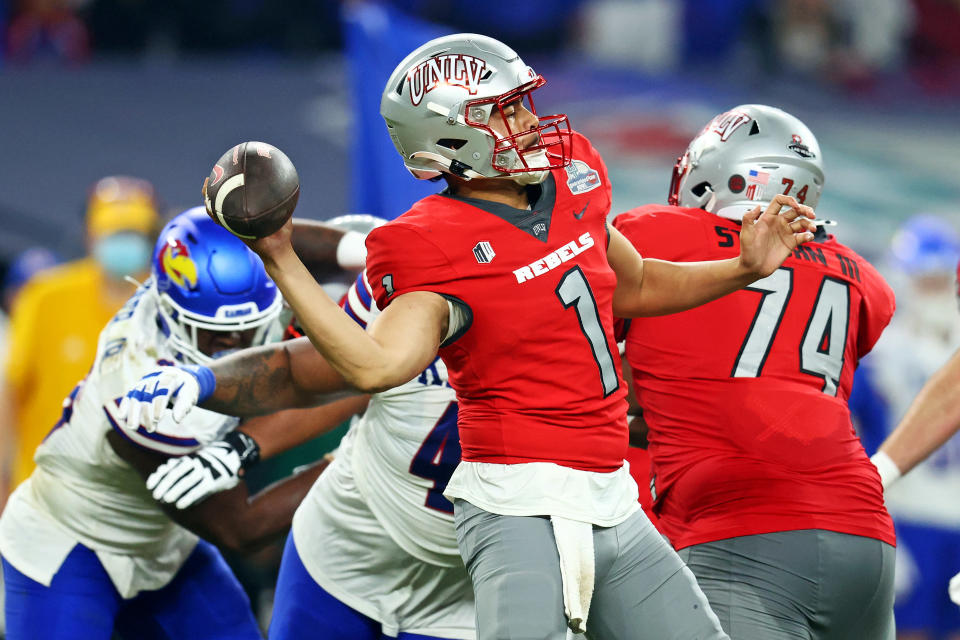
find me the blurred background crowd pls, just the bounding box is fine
[1,0,959,638]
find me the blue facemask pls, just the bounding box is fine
[93,233,152,279]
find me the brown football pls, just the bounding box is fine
[202,141,300,239]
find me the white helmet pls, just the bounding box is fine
[380,33,571,185]
[669,104,825,220]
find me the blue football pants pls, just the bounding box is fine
[2,539,261,640]
[269,532,452,640]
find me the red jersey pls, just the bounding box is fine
[613,205,896,549]
[366,132,628,473]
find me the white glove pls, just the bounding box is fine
[119,367,205,431]
[950,571,960,606]
[146,431,260,509]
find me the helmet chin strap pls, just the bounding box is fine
[702,186,717,214]
[408,151,485,180]
[509,149,550,186]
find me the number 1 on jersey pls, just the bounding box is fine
[556,266,619,397]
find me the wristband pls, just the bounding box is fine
[870,450,901,491]
[336,231,367,270]
[181,364,216,403]
[223,430,261,469]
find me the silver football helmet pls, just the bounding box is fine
[669,104,825,220]
[380,33,571,185]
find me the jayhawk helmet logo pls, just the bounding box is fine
[160,239,198,290]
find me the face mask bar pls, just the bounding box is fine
[668,154,688,206]
[155,290,283,364]
[464,77,572,176]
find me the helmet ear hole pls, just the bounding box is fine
[749,121,760,135]
[436,138,468,150]
[691,181,712,197]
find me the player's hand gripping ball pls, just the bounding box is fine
[202,141,300,239]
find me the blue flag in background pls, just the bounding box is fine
[342,3,452,220]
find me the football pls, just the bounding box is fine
[202,141,300,239]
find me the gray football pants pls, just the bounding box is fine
[454,499,729,640]
[677,529,896,640]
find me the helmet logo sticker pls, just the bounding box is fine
[728,175,746,193]
[707,111,751,141]
[408,54,488,106]
[160,239,198,291]
[788,134,815,158]
[565,160,601,195]
[473,241,495,264]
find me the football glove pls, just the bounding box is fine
[147,431,260,509]
[120,365,215,431]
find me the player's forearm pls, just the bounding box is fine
[879,347,960,476]
[261,248,422,393]
[166,459,328,554]
[203,340,344,416]
[618,257,754,317]
[210,460,328,553]
[239,395,369,459]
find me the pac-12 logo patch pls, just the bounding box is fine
[564,160,601,195]
[473,241,495,264]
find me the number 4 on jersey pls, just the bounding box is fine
[409,402,461,514]
[732,267,850,395]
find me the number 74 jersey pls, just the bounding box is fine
[613,205,896,549]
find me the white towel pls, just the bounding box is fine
[551,515,596,634]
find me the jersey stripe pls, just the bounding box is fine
[102,405,200,456]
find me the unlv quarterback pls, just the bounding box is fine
[0,208,329,639]
[614,105,897,639]
[121,35,816,639]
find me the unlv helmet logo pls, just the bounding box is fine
[407,54,488,106]
[706,110,751,141]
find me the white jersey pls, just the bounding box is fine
[0,282,237,597]
[292,271,470,636]
[300,271,460,565]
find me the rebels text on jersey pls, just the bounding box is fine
[366,131,628,473]
[613,205,896,549]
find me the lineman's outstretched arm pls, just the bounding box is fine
[107,430,327,554]
[146,395,370,509]
[201,336,353,416]
[610,195,815,318]
[290,218,365,279]
[873,346,960,488]
[250,220,447,393]
[239,394,370,459]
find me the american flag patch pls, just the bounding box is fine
[748,169,770,185]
